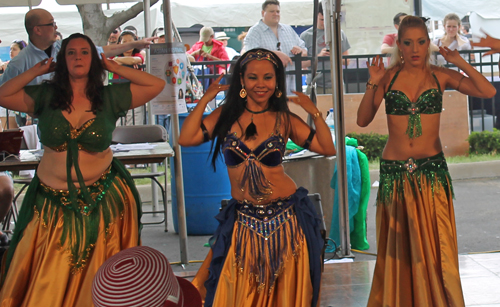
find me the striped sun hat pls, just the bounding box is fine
[92,246,201,307]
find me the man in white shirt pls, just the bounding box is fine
[244,0,307,93]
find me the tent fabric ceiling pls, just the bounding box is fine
[422,0,500,21]
[56,0,136,4]
[0,0,41,5]
[171,0,314,28]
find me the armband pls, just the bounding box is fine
[302,129,316,150]
[200,122,210,143]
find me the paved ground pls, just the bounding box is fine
[141,173,500,273]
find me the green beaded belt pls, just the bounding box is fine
[38,165,117,216]
[380,152,447,175]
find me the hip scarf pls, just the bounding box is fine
[4,159,142,277]
[204,187,323,307]
[235,197,299,293]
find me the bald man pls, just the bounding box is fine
[0,9,155,86]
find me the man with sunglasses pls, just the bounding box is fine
[108,27,121,45]
[244,0,306,94]
[0,9,155,86]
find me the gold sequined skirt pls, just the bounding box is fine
[368,153,465,307]
[0,160,141,307]
[193,199,314,307]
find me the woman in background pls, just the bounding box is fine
[0,40,28,127]
[112,30,144,74]
[433,13,472,65]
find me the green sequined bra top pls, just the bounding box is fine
[385,70,443,138]
[24,82,132,210]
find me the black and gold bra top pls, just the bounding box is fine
[222,114,285,202]
[385,70,443,138]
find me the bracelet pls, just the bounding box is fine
[311,111,323,120]
[366,80,378,90]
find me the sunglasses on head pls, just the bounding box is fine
[112,30,119,34]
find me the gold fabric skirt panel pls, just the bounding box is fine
[368,172,465,307]
[0,177,140,307]
[193,219,313,307]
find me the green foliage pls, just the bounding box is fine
[468,129,500,155]
[346,132,388,161]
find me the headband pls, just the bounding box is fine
[239,50,278,68]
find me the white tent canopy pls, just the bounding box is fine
[423,0,500,21]
[170,0,313,28]
[0,7,163,50]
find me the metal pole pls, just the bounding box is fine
[414,0,422,16]
[163,0,189,265]
[324,0,352,258]
[143,0,160,218]
[307,0,319,127]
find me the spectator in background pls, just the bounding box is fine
[238,31,248,53]
[187,26,229,89]
[112,30,144,73]
[112,30,146,126]
[108,26,121,45]
[55,31,63,40]
[462,23,472,39]
[123,25,138,37]
[433,13,472,66]
[244,0,307,94]
[381,12,407,54]
[300,2,350,94]
[0,8,155,87]
[152,27,166,44]
[215,31,240,60]
[0,40,28,127]
[1,40,27,72]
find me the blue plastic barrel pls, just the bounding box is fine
[169,112,232,235]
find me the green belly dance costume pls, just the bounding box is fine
[367,70,465,307]
[0,82,142,307]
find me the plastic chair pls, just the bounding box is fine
[112,125,168,227]
[4,135,31,233]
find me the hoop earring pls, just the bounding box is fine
[275,87,282,98]
[240,86,247,98]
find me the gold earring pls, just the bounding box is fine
[240,87,247,98]
[275,87,282,98]
[400,53,404,64]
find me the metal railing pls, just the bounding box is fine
[191,49,499,132]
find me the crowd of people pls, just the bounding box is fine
[0,1,497,307]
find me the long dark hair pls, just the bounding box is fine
[210,48,291,170]
[46,33,104,114]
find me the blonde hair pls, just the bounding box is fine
[443,13,462,35]
[389,15,432,69]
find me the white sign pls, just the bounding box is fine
[150,43,188,115]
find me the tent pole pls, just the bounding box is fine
[163,0,189,266]
[324,0,353,258]
[143,0,161,227]
[307,0,319,127]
